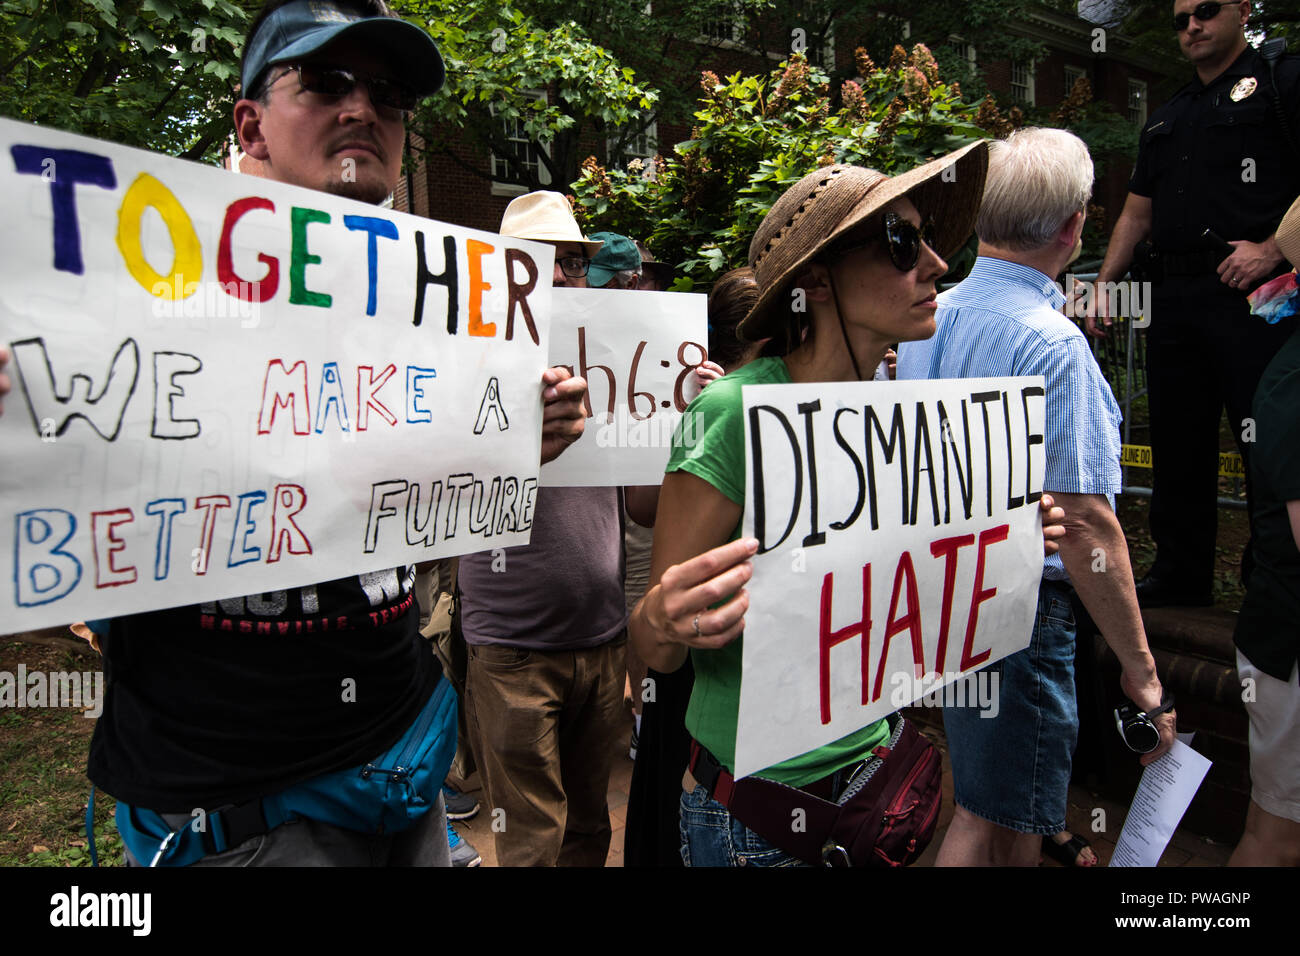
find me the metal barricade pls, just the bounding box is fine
[1069,271,1246,510]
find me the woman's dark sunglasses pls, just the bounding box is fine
[832,212,939,272]
[268,63,418,116]
[1173,1,1234,31]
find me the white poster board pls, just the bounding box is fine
[541,286,708,486]
[734,377,1047,778]
[0,118,554,632]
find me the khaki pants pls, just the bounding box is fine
[465,637,626,866]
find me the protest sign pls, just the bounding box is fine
[0,118,554,633]
[733,376,1046,779]
[541,286,708,487]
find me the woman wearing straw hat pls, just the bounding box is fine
[628,144,1068,866]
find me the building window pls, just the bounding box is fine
[1064,64,1086,95]
[490,92,551,197]
[790,1,835,68]
[949,35,977,73]
[704,3,743,45]
[1010,60,1035,106]
[1127,79,1147,127]
[609,116,658,175]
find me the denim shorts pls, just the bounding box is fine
[679,784,806,867]
[942,579,1078,835]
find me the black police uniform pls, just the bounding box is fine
[1130,44,1300,596]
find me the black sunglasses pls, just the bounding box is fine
[1114,692,1175,754]
[558,256,592,278]
[1173,1,1235,31]
[268,63,418,117]
[832,212,939,272]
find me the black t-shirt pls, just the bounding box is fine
[1130,47,1300,293]
[87,566,438,811]
[1236,329,1300,681]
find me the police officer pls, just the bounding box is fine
[1089,0,1300,607]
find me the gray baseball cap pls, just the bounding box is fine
[241,0,445,98]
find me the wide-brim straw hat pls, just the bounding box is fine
[739,141,989,342]
[499,191,604,257]
[1276,194,1300,268]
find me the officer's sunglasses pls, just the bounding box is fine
[1173,1,1236,31]
[831,212,939,273]
[557,256,592,278]
[266,63,418,117]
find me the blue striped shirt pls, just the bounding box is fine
[896,257,1122,581]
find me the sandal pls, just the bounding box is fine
[1042,832,1096,867]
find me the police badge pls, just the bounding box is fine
[1230,77,1259,102]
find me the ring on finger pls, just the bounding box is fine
[692,614,701,638]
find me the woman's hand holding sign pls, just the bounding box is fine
[647,536,757,651]
[633,471,750,673]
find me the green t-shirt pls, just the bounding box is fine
[1236,327,1300,681]
[665,356,890,786]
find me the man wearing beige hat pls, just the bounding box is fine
[1231,194,1300,866]
[457,192,659,866]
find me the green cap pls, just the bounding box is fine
[587,232,642,287]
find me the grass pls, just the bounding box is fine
[0,637,121,867]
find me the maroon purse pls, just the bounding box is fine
[689,715,942,867]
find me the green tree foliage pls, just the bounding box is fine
[572,46,992,289]
[0,0,251,160]
[405,1,658,191]
[401,0,1041,191]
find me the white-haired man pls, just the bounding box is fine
[898,128,1175,866]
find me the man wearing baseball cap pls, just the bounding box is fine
[77,1,589,867]
[587,231,643,289]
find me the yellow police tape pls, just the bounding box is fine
[1120,444,1245,479]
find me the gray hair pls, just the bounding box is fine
[605,268,641,289]
[976,128,1094,251]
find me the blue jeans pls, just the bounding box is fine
[679,784,807,867]
[942,579,1078,834]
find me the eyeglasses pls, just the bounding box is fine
[832,212,939,272]
[1173,1,1235,31]
[1114,692,1175,754]
[558,256,592,278]
[267,63,418,118]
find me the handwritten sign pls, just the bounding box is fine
[0,118,554,633]
[541,286,708,486]
[733,377,1047,779]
